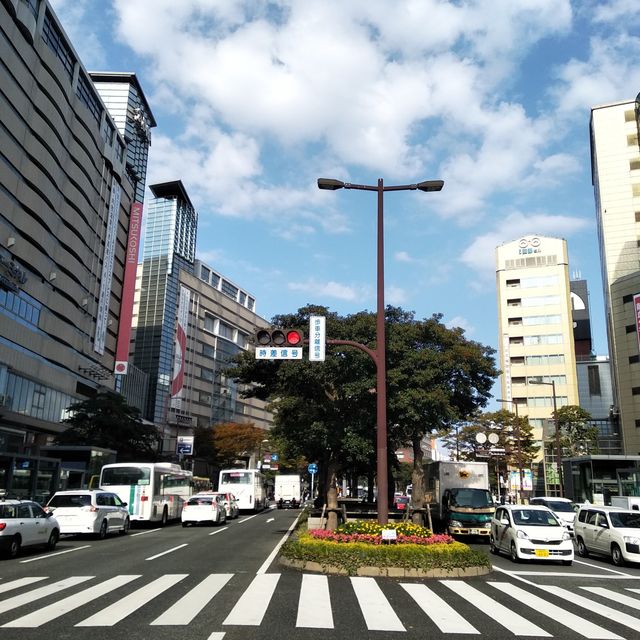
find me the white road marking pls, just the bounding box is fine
[209,526,229,536]
[237,514,260,524]
[350,577,405,632]
[256,513,300,575]
[207,634,226,640]
[0,577,47,594]
[296,574,334,629]
[76,574,188,626]
[223,573,280,626]
[20,545,91,563]
[401,582,479,634]
[573,559,633,576]
[130,528,162,537]
[2,575,140,627]
[266,517,275,523]
[582,586,640,610]
[145,543,188,560]
[442,580,551,637]
[151,574,233,625]
[0,577,93,616]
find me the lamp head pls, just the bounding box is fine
[416,180,444,192]
[317,178,345,190]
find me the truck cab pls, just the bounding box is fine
[442,487,495,538]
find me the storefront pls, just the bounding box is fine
[0,453,62,504]
[563,455,640,504]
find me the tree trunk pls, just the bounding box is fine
[325,458,340,530]
[411,435,426,525]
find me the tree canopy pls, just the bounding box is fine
[55,391,160,461]
[209,422,267,468]
[555,405,597,456]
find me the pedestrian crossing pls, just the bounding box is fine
[0,572,638,637]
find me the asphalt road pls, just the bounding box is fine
[2,510,640,639]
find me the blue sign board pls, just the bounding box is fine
[308,463,318,474]
[271,453,279,461]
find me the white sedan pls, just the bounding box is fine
[490,504,574,565]
[181,494,226,526]
[0,499,60,558]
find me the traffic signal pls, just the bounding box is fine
[255,328,304,347]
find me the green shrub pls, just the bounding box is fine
[335,520,432,537]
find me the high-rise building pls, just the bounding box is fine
[590,96,640,453]
[496,235,580,495]
[0,0,150,498]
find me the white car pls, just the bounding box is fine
[575,505,640,566]
[45,490,130,538]
[181,494,227,526]
[0,499,60,558]
[490,504,574,565]
[529,496,576,536]
[210,492,239,519]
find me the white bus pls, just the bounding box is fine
[99,462,192,524]
[218,468,266,512]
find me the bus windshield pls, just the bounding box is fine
[101,466,151,486]
[220,471,251,485]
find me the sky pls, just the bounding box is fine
[50,0,640,402]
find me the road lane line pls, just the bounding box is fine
[582,586,640,610]
[491,582,622,639]
[266,517,275,523]
[0,577,93,615]
[130,528,162,536]
[145,543,188,560]
[573,559,633,576]
[256,513,300,575]
[20,545,91,563]
[237,514,261,523]
[350,577,405,632]
[76,574,188,626]
[209,526,229,536]
[2,575,139,627]
[223,573,280,626]
[442,580,551,637]
[0,577,48,594]
[401,582,479,634]
[151,574,233,625]
[207,633,226,639]
[296,574,333,629]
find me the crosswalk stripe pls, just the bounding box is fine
[491,582,623,639]
[0,577,93,616]
[296,574,333,629]
[2,575,140,628]
[538,585,640,634]
[441,580,551,637]
[150,573,233,625]
[400,582,479,634]
[223,573,280,626]
[350,577,405,632]
[76,574,188,626]
[581,587,640,611]
[0,577,48,595]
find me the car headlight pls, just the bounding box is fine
[623,536,640,545]
[449,520,463,528]
[482,521,491,528]
[562,532,571,541]
[516,529,529,539]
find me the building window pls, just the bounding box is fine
[200,265,210,283]
[633,184,640,197]
[629,135,639,147]
[630,355,640,364]
[218,321,234,340]
[202,343,215,358]
[211,273,220,288]
[75,72,102,124]
[635,212,640,222]
[587,365,601,396]
[508,317,523,326]
[522,315,561,326]
[626,324,636,334]
[101,119,115,146]
[239,292,247,305]
[524,334,563,345]
[0,289,41,327]
[631,159,640,171]
[632,387,640,396]
[506,279,520,287]
[247,297,255,311]
[42,10,75,80]
[635,419,640,429]
[521,295,561,307]
[24,0,39,18]
[203,313,215,333]
[237,332,248,348]
[200,367,214,382]
[221,280,239,300]
[625,110,637,122]
[623,294,634,303]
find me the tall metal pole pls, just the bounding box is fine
[513,403,524,503]
[551,380,564,497]
[376,179,389,524]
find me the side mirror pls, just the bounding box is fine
[121,502,128,507]
[599,521,609,528]
[500,517,510,525]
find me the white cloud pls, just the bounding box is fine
[445,316,475,336]
[287,279,369,302]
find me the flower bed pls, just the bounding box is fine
[280,518,491,576]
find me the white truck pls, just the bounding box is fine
[610,496,640,511]
[275,474,301,509]
[423,460,494,538]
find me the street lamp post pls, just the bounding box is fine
[496,399,524,503]
[530,379,563,497]
[318,177,444,524]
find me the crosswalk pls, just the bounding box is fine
[0,572,639,637]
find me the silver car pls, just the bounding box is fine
[181,494,227,526]
[0,499,60,558]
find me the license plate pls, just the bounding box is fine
[469,529,479,535]
[534,549,550,557]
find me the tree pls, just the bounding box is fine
[56,391,159,461]
[211,422,266,468]
[555,405,597,456]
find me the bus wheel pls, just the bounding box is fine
[161,507,168,526]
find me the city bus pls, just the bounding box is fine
[98,462,192,524]
[218,468,266,512]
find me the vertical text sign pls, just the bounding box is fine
[635,294,640,355]
[309,315,326,362]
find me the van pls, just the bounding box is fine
[529,497,576,535]
[574,505,640,566]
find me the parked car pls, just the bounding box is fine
[181,494,227,526]
[210,492,239,519]
[490,504,574,565]
[575,505,640,566]
[45,490,130,539]
[0,499,60,558]
[529,496,577,536]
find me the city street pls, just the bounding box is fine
[2,509,640,640]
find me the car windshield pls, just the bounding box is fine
[48,494,92,508]
[450,489,493,508]
[188,497,214,505]
[609,512,640,528]
[512,509,560,526]
[544,500,574,513]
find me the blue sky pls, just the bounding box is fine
[51,0,640,399]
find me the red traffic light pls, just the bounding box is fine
[254,328,304,347]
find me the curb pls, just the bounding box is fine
[279,556,492,578]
